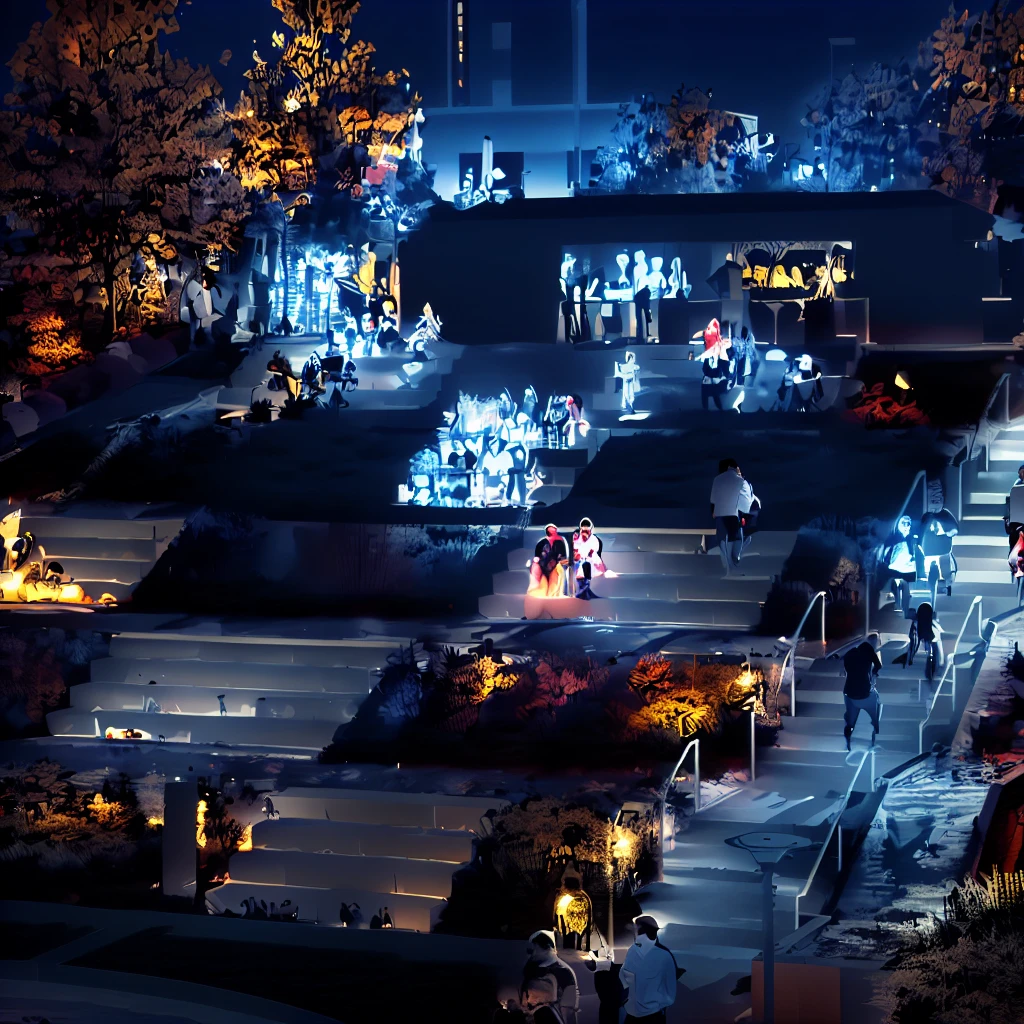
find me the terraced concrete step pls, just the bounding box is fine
[491,569,773,601]
[108,633,407,669]
[17,516,182,541]
[479,592,763,625]
[251,818,475,862]
[229,848,460,896]
[505,548,786,575]
[28,536,159,561]
[797,698,934,721]
[89,657,371,693]
[47,707,340,749]
[795,682,925,704]
[70,681,365,720]
[32,557,150,583]
[205,879,441,930]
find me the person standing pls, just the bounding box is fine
[710,459,752,575]
[619,915,679,1023]
[842,641,882,751]
[519,930,578,1024]
[701,319,734,411]
[217,694,227,717]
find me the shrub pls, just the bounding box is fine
[245,398,274,423]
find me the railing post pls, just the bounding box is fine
[694,741,701,812]
[750,709,756,782]
[789,655,796,718]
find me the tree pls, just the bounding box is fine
[229,0,417,194]
[919,3,1024,213]
[0,0,247,341]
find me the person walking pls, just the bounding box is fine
[881,515,919,615]
[619,915,679,1023]
[710,459,753,575]
[842,641,882,751]
[1006,465,1024,550]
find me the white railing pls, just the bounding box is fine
[918,595,985,754]
[792,747,874,930]
[781,590,827,718]
[659,737,701,862]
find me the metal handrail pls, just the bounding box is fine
[917,594,984,755]
[792,747,874,930]
[897,469,929,524]
[659,737,701,862]
[780,590,827,718]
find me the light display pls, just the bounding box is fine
[557,240,856,345]
[399,387,586,508]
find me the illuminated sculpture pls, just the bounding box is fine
[572,518,607,599]
[632,250,649,295]
[408,304,444,347]
[666,256,691,299]
[647,257,667,299]
[529,524,570,598]
[603,253,633,301]
[553,872,593,952]
[615,351,641,414]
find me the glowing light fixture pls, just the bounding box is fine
[894,370,912,390]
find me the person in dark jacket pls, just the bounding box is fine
[842,641,882,751]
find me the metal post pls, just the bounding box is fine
[837,825,843,873]
[750,709,757,782]
[820,593,826,645]
[762,868,775,1024]
[607,868,614,961]
[865,570,872,639]
[789,655,796,719]
[693,741,701,812]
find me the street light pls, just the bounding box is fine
[725,832,814,1024]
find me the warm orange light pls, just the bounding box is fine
[196,799,208,848]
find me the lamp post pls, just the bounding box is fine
[725,832,814,1024]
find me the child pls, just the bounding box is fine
[907,602,944,671]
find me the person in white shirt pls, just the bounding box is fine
[620,915,679,1023]
[573,518,607,599]
[882,515,919,614]
[710,458,753,574]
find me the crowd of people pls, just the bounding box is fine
[402,389,591,508]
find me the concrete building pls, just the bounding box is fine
[404,0,756,200]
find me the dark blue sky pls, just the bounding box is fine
[4,0,943,149]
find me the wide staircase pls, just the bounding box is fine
[206,787,509,929]
[639,600,993,966]
[47,629,410,751]
[2,504,185,604]
[479,527,797,626]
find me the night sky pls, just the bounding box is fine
[5,0,945,151]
